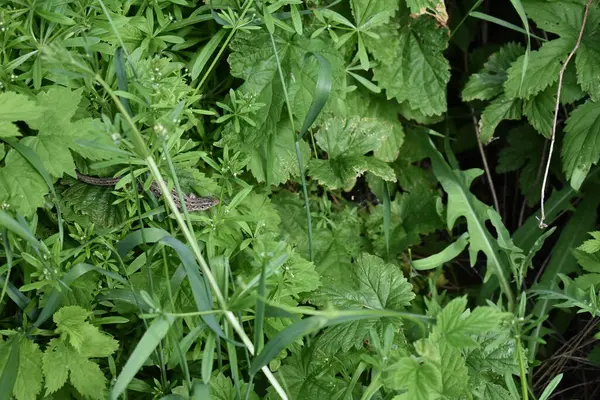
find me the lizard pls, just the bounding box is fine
[75,171,219,212]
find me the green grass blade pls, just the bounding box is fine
[508,0,531,97]
[250,309,432,375]
[159,236,241,346]
[253,263,266,354]
[0,211,43,251]
[116,228,171,258]
[201,332,216,384]
[190,30,227,81]
[412,232,470,271]
[538,374,563,400]
[114,47,134,117]
[110,315,176,399]
[34,263,126,328]
[469,12,546,41]
[0,231,34,317]
[296,52,332,141]
[250,316,326,375]
[0,337,19,400]
[382,182,391,259]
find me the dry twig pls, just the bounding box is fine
[539,0,594,228]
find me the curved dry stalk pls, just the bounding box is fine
[539,0,594,229]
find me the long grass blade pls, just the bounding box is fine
[110,315,175,399]
[0,337,19,400]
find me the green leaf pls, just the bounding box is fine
[390,356,442,399]
[0,92,40,124]
[479,95,522,143]
[317,253,414,310]
[416,132,513,305]
[576,33,600,100]
[308,116,396,190]
[190,30,226,81]
[412,232,469,271]
[562,99,600,189]
[0,338,19,400]
[43,340,107,400]
[462,42,525,101]
[523,86,555,137]
[367,13,450,116]
[522,0,600,38]
[314,253,414,353]
[577,231,600,254]
[53,306,90,351]
[432,297,505,349]
[42,340,69,394]
[504,38,571,99]
[111,315,175,399]
[12,338,43,400]
[226,31,345,184]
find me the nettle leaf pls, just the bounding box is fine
[309,116,396,190]
[465,332,520,376]
[523,86,555,137]
[576,32,600,101]
[366,8,450,116]
[226,31,345,184]
[246,119,311,186]
[562,99,600,189]
[61,181,127,230]
[431,297,504,349]
[462,42,525,101]
[314,253,414,353]
[504,38,572,100]
[0,338,44,400]
[479,95,522,143]
[342,89,405,162]
[522,0,600,38]
[209,372,259,400]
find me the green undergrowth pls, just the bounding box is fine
[1,0,600,399]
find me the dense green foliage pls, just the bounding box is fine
[1,0,599,399]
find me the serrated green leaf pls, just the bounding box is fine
[53,306,91,351]
[309,116,396,190]
[479,95,522,143]
[42,340,69,395]
[462,42,525,101]
[389,356,442,399]
[523,86,555,137]
[522,0,600,38]
[576,33,600,101]
[562,99,600,189]
[367,13,450,116]
[504,38,571,99]
[13,339,43,400]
